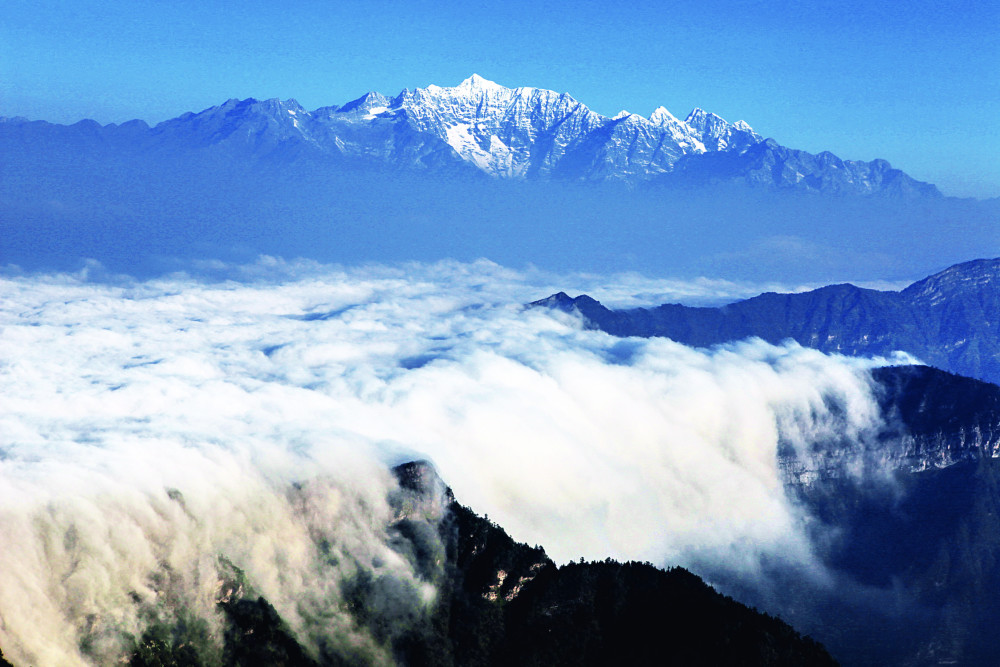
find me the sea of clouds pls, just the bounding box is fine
[0,258,911,664]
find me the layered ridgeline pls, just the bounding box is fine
[533,257,1000,386]
[533,259,1000,665]
[5,74,996,283]
[0,74,936,194]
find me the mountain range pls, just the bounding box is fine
[532,257,1000,386]
[534,263,1000,665]
[7,75,1000,666]
[0,74,938,196]
[5,75,997,283]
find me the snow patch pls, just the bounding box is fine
[444,123,492,170]
[363,106,389,120]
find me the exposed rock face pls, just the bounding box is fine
[0,74,940,196]
[533,269,1000,665]
[778,365,1000,485]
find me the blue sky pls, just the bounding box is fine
[2,0,997,197]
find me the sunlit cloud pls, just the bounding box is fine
[0,260,912,664]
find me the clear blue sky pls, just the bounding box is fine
[2,0,997,197]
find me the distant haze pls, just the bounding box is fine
[3,164,998,286]
[2,1,997,197]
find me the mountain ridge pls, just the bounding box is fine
[0,74,940,196]
[0,460,838,666]
[531,257,1000,386]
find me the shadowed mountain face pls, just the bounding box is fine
[7,461,835,667]
[410,464,836,667]
[662,138,941,197]
[767,366,1000,666]
[532,257,1000,385]
[534,262,1000,664]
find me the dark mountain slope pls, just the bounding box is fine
[4,462,833,666]
[532,257,1000,384]
[783,453,1000,666]
[391,461,836,666]
[534,277,1000,665]
[432,498,834,667]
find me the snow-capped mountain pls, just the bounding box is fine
[0,74,944,198]
[299,73,761,181]
[0,75,760,179]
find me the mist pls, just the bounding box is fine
[3,152,998,284]
[0,259,910,664]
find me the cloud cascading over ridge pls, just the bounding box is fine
[0,259,910,664]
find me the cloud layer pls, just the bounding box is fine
[0,259,902,664]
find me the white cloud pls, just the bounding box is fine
[0,260,909,664]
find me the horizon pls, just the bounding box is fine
[4,72,993,202]
[2,0,997,199]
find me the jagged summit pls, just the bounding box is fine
[424,74,507,99]
[456,72,503,91]
[649,106,680,124]
[362,74,762,180]
[0,74,941,195]
[137,75,759,181]
[338,91,391,114]
[684,107,761,152]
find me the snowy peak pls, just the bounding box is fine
[382,76,757,180]
[456,73,504,93]
[414,74,526,110]
[33,74,934,195]
[684,107,761,152]
[649,106,680,126]
[684,107,716,126]
[647,106,707,153]
[387,75,605,178]
[143,78,767,181]
[339,91,391,114]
